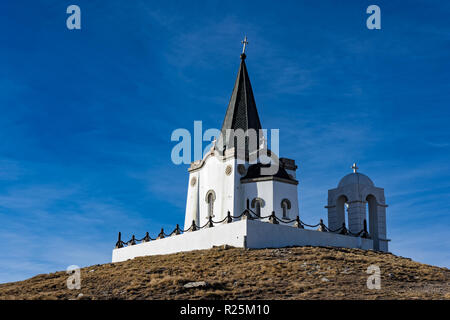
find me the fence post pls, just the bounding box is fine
[242,209,253,220]
[318,219,327,232]
[173,224,181,235]
[361,219,370,238]
[339,222,348,235]
[157,228,165,239]
[293,216,304,229]
[225,211,233,224]
[269,211,279,224]
[207,216,214,228]
[115,232,123,248]
[143,231,150,242]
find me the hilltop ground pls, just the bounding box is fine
[0,246,449,300]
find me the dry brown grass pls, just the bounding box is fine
[0,246,448,300]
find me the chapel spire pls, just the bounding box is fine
[219,37,262,151]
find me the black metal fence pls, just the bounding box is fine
[115,207,370,248]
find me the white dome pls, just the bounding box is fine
[338,172,374,188]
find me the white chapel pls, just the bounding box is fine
[184,44,299,230]
[112,39,389,263]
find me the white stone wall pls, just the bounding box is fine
[272,181,299,221]
[347,201,366,234]
[233,160,246,217]
[113,221,247,263]
[184,152,235,229]
[242,180,274,217]
[245,220,374,250]
[184,171,199,228]
[240,180,299,221]
[198,155,234,223]
[112,220,376,263]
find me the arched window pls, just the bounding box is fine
[205,190,216,218]
[207,193,214,217]
[251,198,265,217]
[255,201,261,217]
[281,199,291,219]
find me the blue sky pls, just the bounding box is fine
[0,0,449,283]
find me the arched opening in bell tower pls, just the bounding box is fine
[336,195,349,229]
[366,194,379,250]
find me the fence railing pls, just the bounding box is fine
[114,208,370,249]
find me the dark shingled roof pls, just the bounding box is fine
[241,163,297,182]
[219,54,262,151]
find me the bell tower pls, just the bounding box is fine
[325,163,389,251]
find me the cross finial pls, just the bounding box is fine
[241,36,249,54]
[210,137,217,151]
[351,162,359,173]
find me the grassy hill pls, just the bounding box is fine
[0,246,449,300]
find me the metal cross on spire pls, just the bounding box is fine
[351,163,359,173]
[241,36,249,54]
[210,137,217,151]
